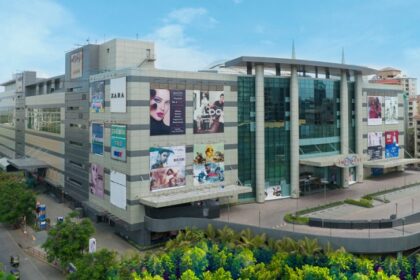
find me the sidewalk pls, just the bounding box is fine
[218,170,420,231]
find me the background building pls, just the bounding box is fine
[0,39,417,244]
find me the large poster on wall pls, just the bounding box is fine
[110,170,126,209]
[90,81,105,113]
[367,132,383,160]
[150,89,185,136]
[149,146,186,191]
[193,91,224,134]
[385,131,399,158]
[110,77,126,113]
[89,164,104,198]
[91,123,104,155]
[193,143,224,186]
[368,96,382,125]
[70,51,83,79]
[111,125,126,161]
[385,96,398,124]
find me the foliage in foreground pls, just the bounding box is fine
[42,212,95,269]
[59,225,420,280]
[0,172,36,227]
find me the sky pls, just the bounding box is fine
[1,0,420,88]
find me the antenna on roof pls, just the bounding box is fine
[341,47,345,64]
[292,40,296,59]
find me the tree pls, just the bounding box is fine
[203,267,233,280]
[42,213,95,269]
[180,269,200,280]
[180,247,208,277]
[67,249,118,280]
[0,180,36,227]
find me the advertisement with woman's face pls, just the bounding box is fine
[89,164,104,198]
[90,81,105,113]
[149,146,186,191]
[368,96,383,125]
[193,91,224,134]
[150,89,185,136]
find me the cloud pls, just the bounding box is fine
[0,0,86,84]
[145,7,217,71]
[167,7,207,24]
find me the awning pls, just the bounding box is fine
[7,158,49,170]
[300,154,365,168]
[363,158,420,169]
[139,185,252,208]
[0,157,18,172]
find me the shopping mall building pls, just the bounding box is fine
[0,39,416,244]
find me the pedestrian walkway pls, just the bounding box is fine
[218,170,420,233]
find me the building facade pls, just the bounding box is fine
[0,39,415,244]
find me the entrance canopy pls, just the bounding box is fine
[363,158,420,169]
[300,154,364,168]
[7,158,49,170]
[139,185,252,208]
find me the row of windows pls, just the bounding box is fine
[27,108,61,134]
[0,110,15,126]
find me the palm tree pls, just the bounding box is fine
[217,226,238,248]
[298,237,322,256]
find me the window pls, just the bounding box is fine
[27,108,61,134]
[0,109,15,126]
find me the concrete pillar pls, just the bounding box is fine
[290,66,300,197]
[255,64,265,203]
[340,70,349,187]
[355,73,364,182]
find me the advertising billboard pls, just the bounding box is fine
[150,89,185,136]
[385,130,399,158]
[385,96,398,124]
[91,123,104,155]
[193,143,224,186]
[149,146,186,191]
[367,132,383,160]
[110,77,126,113]
[110,170,126,209]
[111,125,126,161]
[368,96,382,125]
[90,81,105,113]
[89,164,104,198]
[70,50,83,79]
[193,91,224,134]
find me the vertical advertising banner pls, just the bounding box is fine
[91,123,104,155]
[150,89,185,136]
[149,146,186,191]
[111,125,126,161]
[384,96,398,124]
[385,131,399,158]
[110,170,126,209]
[193,143,224,186]
[367,132,383,160]
[89,164,104,198]
[70,51,83,79]
[90,81,105,113]
[368,96,382,125]
[193,91,225,134]
[110,77,127,113]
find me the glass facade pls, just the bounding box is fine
[348,82,356,153]
[27,108,61,134]
[264,77,291,196]
[299,79,340,156]
[238,76,291,200]
[0,109,15,126]
[238,76,256,199]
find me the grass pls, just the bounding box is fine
[344,198,374,208]
[284,213,309,225]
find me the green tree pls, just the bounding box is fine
[228,248,255,279]
[180,269,200,280]
[180,247,208,277]
[0,180,36,227]
[298,265,333,280]
[203,267,233,280]
[42,213,95,269]
[67,249,118,280]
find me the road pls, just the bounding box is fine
[0,224,64,280]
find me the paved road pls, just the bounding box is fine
[0,224,63,280]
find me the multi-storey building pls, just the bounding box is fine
[0,39,417,244]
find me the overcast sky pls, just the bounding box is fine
[1,0,419,90]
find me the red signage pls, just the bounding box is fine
[385,131,398,145]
